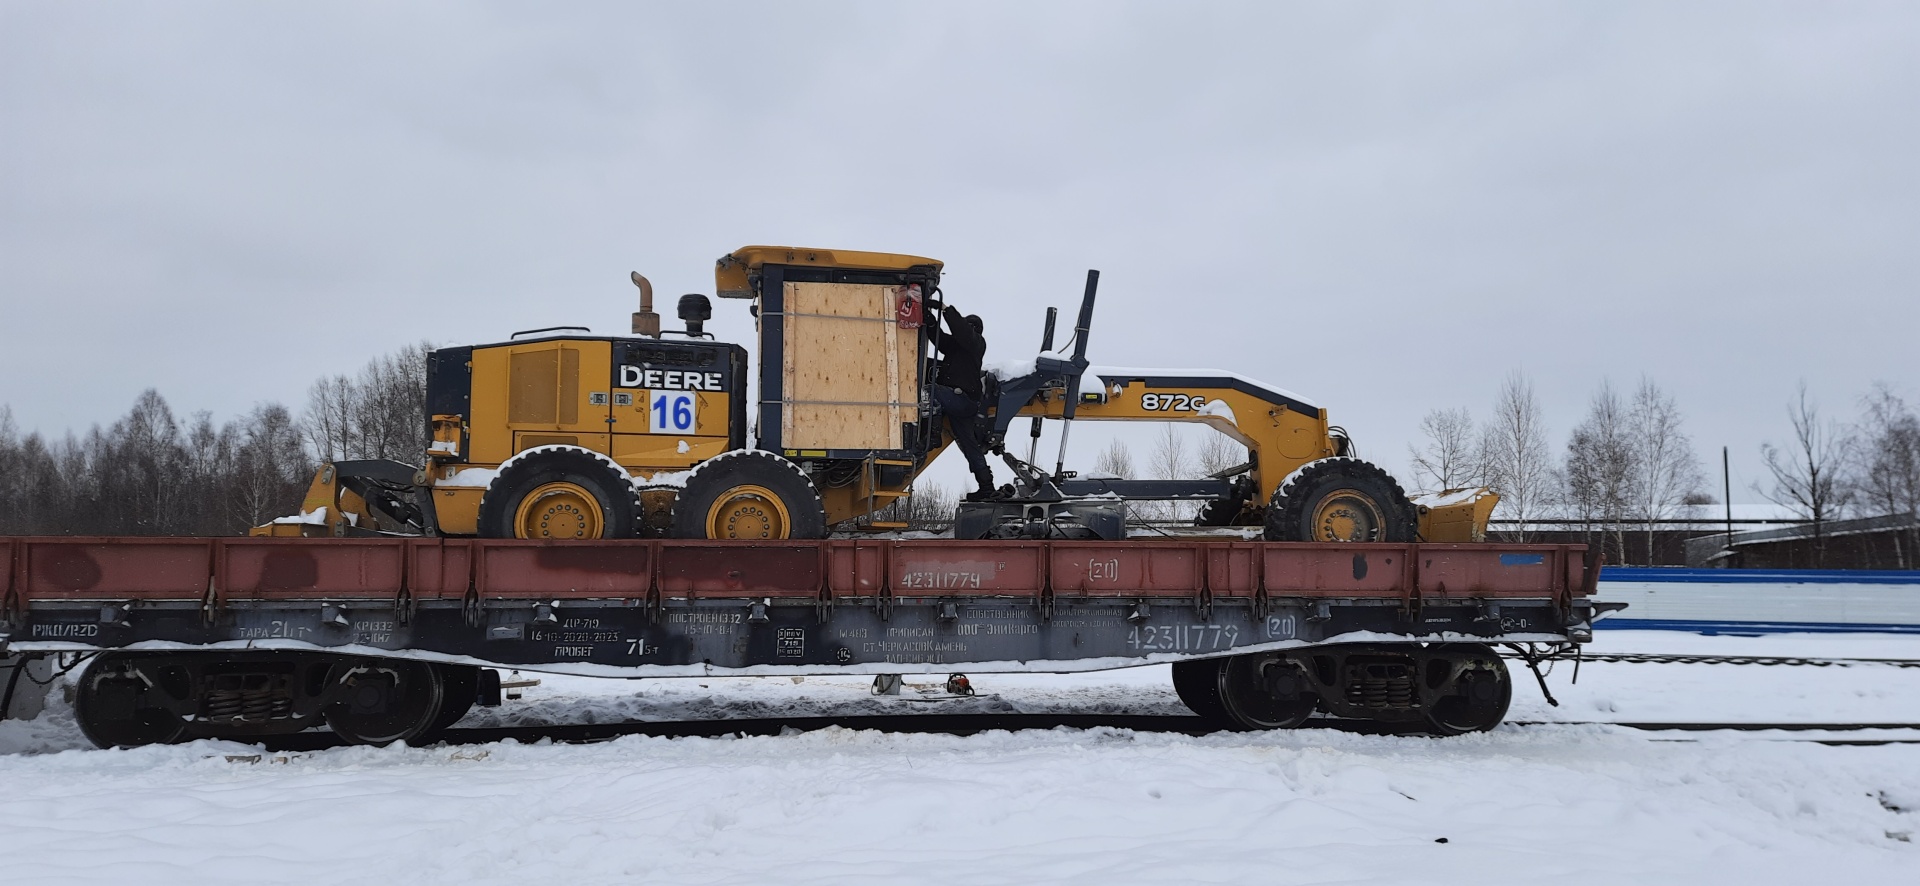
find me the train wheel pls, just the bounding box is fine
[1171,659,1230,724]
[1215,654,1317,730]
[1263,458,1416,543]
[672,451,827,539]
[74,653,187,748]
[478,446,642,539]
[418,664,479,740]
[324,659,445,746]
[1423,645,1512,736]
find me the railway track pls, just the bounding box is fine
[1552,652,1920,668]
[239,712,1920,753]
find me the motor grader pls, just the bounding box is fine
[256,247,1494,544]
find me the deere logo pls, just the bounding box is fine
[618,366,725,391]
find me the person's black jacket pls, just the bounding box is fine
[927,305,985,399]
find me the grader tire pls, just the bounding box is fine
[477,447,642,539]
[1263,458,1416,543]
[670,451,827,540]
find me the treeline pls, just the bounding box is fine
[1410,374,1920,566]
[0,344,431,537]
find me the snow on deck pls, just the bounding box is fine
[3,631,1918,884]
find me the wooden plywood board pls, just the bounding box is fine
[781,282,920,450]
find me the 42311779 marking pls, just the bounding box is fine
[1127,623,1239,652]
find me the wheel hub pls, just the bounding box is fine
[706,485,790,539]
[515,482,604,539]
[1313,492,1384,542]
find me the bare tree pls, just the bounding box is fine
[1622,378,1704,565]
[1093,438,1136,480]
[1758,382,1852,567]
[303,342,432,463]
[1847,383,1920,567]
[0,405,19,534]
[1195,428,1244,478]
[1150,424,1195,520]
[1561,381,1634,563]
[1477,372,1551,542]
[871,481,957,530]
[1409,407,1477,493]
[232,403,313,528]
[304,374,357,462]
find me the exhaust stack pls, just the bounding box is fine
[631,272,662,338]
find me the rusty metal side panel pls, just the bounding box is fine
[1049,542,1204,597]
[474,540,652,600]
[406,539,474,601]
[20,538,214,601]
[887,541,1045,597]
[220,538,404,601]
[658,542,820,599]
[1205,544,1261,600]
[1260,544,1415,598]
[1414,545,1571,600]
[825,540,885,596]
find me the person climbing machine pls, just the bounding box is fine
[927,302,997,500]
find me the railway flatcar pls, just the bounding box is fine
[0,536,1601,747]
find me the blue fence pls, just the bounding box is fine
[1594,567,1920,634]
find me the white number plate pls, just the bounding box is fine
[649,391,697,433]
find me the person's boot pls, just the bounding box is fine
[967,468,996,501]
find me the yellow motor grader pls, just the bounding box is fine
[256,247,1494,543]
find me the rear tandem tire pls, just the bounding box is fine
[478,446,642,540]
[671,451,827,540]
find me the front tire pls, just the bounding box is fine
[671,451,827,539]
[478,446,642,539]
[1263,458,1416,543]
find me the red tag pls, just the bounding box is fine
[895,284,923,329]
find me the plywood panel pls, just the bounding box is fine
[782,282,911,450]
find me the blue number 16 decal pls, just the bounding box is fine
[649,392,696,433]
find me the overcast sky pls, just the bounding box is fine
[3,2,1915,503]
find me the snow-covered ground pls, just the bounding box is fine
[4,631,1918,884]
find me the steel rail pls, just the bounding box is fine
[1523,652,1920,668]
[234,714,1920,753]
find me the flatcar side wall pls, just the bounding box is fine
[1,538,1597,674]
